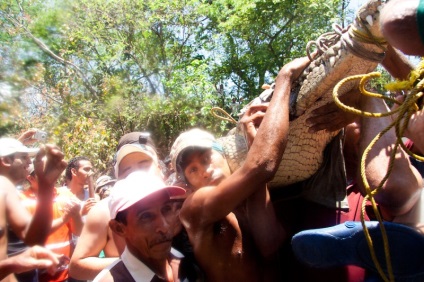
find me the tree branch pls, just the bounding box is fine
[5,13,99,97]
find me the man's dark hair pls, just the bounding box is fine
[115,209,129,225]
[65,156,91,181]
[179,148,209,173]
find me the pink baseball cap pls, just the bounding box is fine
[109,171,186,219]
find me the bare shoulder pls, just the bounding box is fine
[86,198,110,226]
[73,198,110,250]
[0,176,24,211]
[180,187,215,223]
[0,176,15,194]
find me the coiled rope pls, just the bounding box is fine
[306,23,344,61]
[346,15,387,62]
[333,63,424,282]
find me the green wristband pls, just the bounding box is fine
[417,0,424,43]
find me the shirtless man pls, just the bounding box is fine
[0,138,68,281]
[170,57,311,281]
[64,156,97,216]
[69,132,164,280]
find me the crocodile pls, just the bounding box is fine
[217,0,387,207]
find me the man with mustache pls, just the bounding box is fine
[69,132,172,280]
[170,56,312,281]
[93,171,187,281]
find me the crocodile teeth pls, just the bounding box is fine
[366,15,373,26]
[329,56,336,67]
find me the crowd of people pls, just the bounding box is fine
[1,0,424,281]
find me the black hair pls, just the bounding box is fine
[179,147,209,173]
[65,156,91,181]
[115,209,129,225]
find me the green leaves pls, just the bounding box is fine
[0,0,345,174]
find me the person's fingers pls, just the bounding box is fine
[308,120,345,133]
[45,145,67,168]
[86,201,96,208]
[288,56,312,79]
[31,246,60,262]
[46,254,70,275]
[306,109,340,128]
[33,259,55,270]
[42,145,67,183]
[310,103,339,116]
[33,145,47,176]
[17,129,37,143]
[307,109,339,123]
[249,111,266,128]
[242,104,267,121]
[247,103,269,113]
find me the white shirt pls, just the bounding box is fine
[93,247,155,282]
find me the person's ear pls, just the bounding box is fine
[26,174,35,182]
[0,156,13,167]
[71,167,77,176]
[109,220,126,237]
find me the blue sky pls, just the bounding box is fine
[349,0,366,9]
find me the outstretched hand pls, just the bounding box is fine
[306,88,361,133]
[33,144,67,189]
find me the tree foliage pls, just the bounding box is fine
[0,0,347,174]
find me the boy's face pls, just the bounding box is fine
[183,148,231,189]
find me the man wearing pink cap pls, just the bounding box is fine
[93,171,188,281]
[70,132,166,280]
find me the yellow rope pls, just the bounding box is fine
[333,72,401,118]
[332,65,424,282]
[349,21,387,47]
[210,107,237,124]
